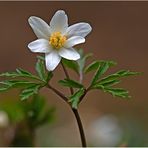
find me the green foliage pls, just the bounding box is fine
[91,60,117,85]
[35,58,46,81]
[62,49,93,82]
[96,85,130,98]
[0,56,53,101]
[0,68,39,80]
[20,84,41,100]
[22,94,55,127]
[0,94,55,126]
[35,56,53,82]
[0,48,140,107]
[59,79,84,88]
[84,61,100,74]
[105,87,130,98]
[69,88,85,109]
[7,94,55,147]
[91,69,140,98]
[60,49,139,100]
[62,59,79,74]
[95,70,140,86]
[0,80,39,91]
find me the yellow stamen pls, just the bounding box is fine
[49,32,66,49]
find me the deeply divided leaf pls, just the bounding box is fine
[62,59,79,74]
[93,70,140,87]
[0,68,39,80]
[84,61,100,74]
[0,56,53,100]
[91,61,116,85]
[35,57,53,83]
[103,87,130,98]
[35,59,46,81]
[0,80,39,91]
[69,88,85,109]
[20,84,41,100]
[91,69,140,99]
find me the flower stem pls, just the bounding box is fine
[72,108,87,147]
[61,62,74,94]
[61,62,87,147]
[47,83,87,147]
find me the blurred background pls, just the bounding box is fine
[0,1,148,147]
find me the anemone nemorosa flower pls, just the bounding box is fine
[28,10,92,71]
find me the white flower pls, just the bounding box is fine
[28,10,92,71]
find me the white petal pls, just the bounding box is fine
[45,51,61,71]
[66,23,92,38]
[28,16,51,39]
[64,36,85,48]
[50,10,68,33]
[59,48,80,60]
[28,39,51,53]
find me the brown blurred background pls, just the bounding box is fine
[0,1,148,146]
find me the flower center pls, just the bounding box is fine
[49,32,66,49]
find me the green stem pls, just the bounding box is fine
[46,63,88,147]
[72,108,87,147]
[61,62,87,147]
[47,83,87,147]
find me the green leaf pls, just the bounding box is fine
[91,61,116,85]
[59,79,84,88]
[36,56,53,83]
[69,88,85,109]
[0,68,39,80]
[16,68,33,77]
[0,80,37,91]
[103,87,130,98]
[46,72,53,82]
[20,84,41,100]
[0,87,9,92]
[84,61,100,74]
[35,59,46,81]
[95,85,130,98]
[0,72,19,78]
[62,49,93,80]
[62,59,79,74]
[116,70,141,77]
[92,69,140,99]
[95,70,140,86]
[94,79,121,88]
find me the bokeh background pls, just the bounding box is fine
[0,1,148,147]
